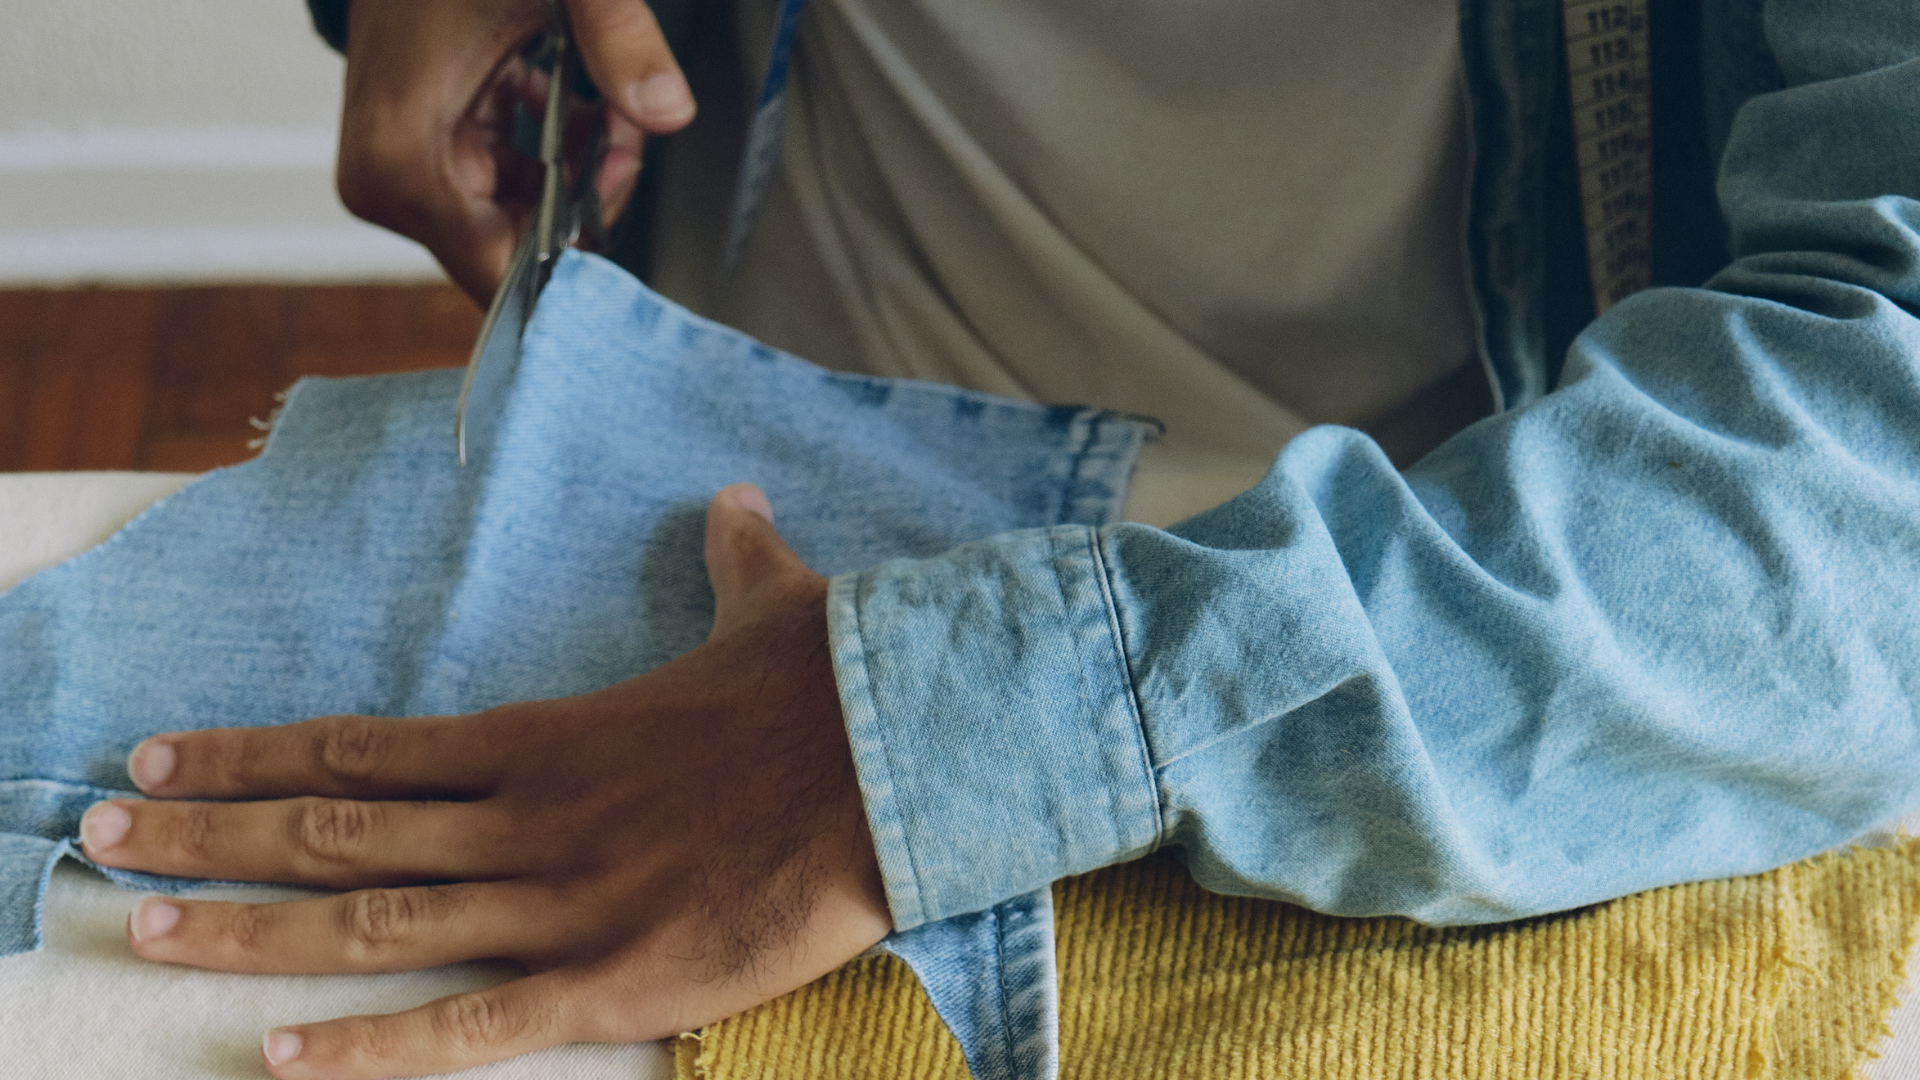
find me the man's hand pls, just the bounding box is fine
[78,485,890,1080]
[337,0,698,304]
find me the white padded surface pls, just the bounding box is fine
[5,865,672,1080]
[0,471,199,592]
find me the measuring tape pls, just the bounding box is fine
[1561,0,1653,315]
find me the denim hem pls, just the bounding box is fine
[32,838,72,954]
[1051,411,1144,529]
[993,887,1060,1079]
[877,885,1061,1080]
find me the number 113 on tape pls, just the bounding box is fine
[1563,0,1652,315]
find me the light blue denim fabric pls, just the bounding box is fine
[875,887,1057,1080]
[0,251,1142,1079]
[831,0,1920,952]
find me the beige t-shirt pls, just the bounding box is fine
[652,0,1488,516]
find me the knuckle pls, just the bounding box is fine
[335,173,379,225]
[292,798,375,865]
[433,993,518,1054]
[340,889,415,958]
[225,904,272,954]
[340,1014,395,1063]
[334,149,393,224]
[177,803,219,862]
[318,717,390,785]
[334,129,423,230]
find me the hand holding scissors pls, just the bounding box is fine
[334,0,692,306]
[456,2,609,464]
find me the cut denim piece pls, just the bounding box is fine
[0,251,1140,1080]
[879,886,1058,1080]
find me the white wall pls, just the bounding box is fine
[0,0,442,283]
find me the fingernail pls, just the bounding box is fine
[81,802,131,851]
[129,739,176,790]
[625,73,694,125]
[263,1029,303,1067]
[132,899,181,941]
[731,485,774,523]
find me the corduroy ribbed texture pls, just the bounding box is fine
[676,840,1920,1079]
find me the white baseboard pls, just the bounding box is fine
[0,127,445,285]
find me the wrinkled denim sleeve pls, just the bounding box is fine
[831,0,1920,931]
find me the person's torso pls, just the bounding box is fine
[653,0,1491,502]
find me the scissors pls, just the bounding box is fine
[455,0,607,464]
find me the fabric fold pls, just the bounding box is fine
[0,251,1141,1080]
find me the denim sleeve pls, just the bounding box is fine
[830,0,1920,931]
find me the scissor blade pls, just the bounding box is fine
[454,13,589,465]
[454,231,539,465]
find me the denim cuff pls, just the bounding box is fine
[829,526,1161,930]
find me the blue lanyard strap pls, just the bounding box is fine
[723,0,812,269]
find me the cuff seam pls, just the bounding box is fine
[1083,527,1163,852]
[827,571,931,929]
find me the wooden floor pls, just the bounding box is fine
[0,284,481,473]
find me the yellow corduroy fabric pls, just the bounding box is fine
[676,841,1920,1080]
